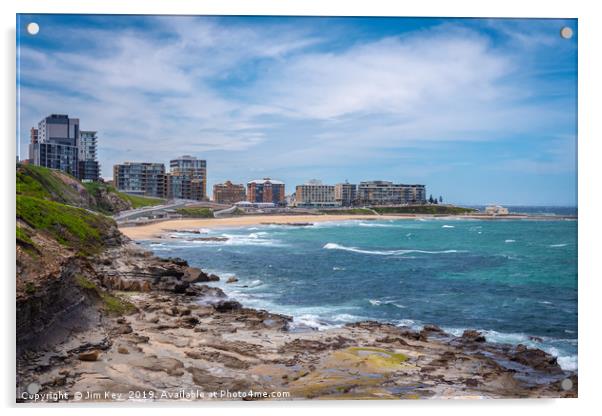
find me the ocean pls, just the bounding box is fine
[142,216,578,371]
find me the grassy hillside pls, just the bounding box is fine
[17,164,164,214]
[175,207,214,218]
[17,164,86,204]
[16,164,126,255]
[118,191,165,209]
[83,182,165,210]
[17,195,117,255]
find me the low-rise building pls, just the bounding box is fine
[213,181,246,204]
[294,180,339,208]
[166,155,207,201]
[113,162,166,198]
[335,182,357,206]
[247,178,285,205]
[485,205,509,215]
[358,181,426,205]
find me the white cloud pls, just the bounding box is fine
[17,17,576,193]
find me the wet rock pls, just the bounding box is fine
[214,300,242,313]
[423,324,444,333]
[375,336,410,346]
[207,274,220,282]
[226,276,239,284]
[173,282,190,294]
[78,350,101,361]
[511,344,561,372]
[161,257,189,267]
[461,330,486,343]
[182,267,209,284]
[179,316,200,328]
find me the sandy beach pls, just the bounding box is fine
[119,214,401,240]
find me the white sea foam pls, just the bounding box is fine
[444,327,577,371]
[323,242,463,256]
[291,314,335,331]
[369,299,406,308]
[220,233,284,247]
[358,222,397,228]
[442,225,455,228]
[332,266,346,271]
[557,355,578,372]
[549,243,568,247]
[505,239,516,243]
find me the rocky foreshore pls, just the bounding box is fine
[16,245,577,402]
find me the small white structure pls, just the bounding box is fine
[485,205,509,215]
[234,201,276,209]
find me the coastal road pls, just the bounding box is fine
[113,199,190,223]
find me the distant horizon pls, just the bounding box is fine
[17,15,577,206]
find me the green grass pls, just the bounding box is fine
[24,282,36,295]
[118,192,165,208]
[84,182,165,210]
[16,225,34,246]
[16,164,75,202]
[75,276,136,315]
[372,205,477,215]
[100,292,137,315]
[16,195,116,255]
[175,207,214,218]
[318,208,375,215]
[75,275,97,290]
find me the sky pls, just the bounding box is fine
[16,15,577,205]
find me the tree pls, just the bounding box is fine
[428,194,434,204]
[439,196,443,203]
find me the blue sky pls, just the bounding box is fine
[16,15,577,205]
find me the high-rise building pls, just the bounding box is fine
[29,114,80,177]
[335,182,357,207]
[294,180,339,208]
[113,162,166,198]
[78,131,100,182]
[213,181,246,204]
[166,155,207,200]
[247,178,285,205]
[358,181,426,205]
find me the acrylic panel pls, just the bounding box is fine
[16,15,577,403]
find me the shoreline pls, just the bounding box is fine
[128,217,577,373]
[119,213,575,240]
[119,214,400,240]
[17,241,577,401]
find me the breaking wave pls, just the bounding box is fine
[323,243,463,256]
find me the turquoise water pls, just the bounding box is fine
[143,218,578,371]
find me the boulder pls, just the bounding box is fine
[226,276,239,284]
[511,344,561,372]
[78,350,101,361]
[461,330,486,343]
[207,274,220,282]
[214,300,242,313]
